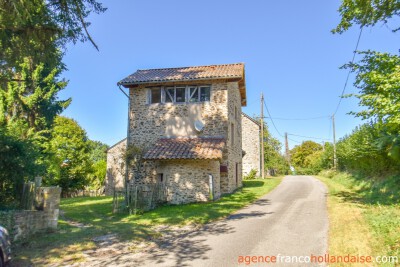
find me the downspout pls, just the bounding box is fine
[117,83,131,198]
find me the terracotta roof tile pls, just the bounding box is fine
[118,63,244,85]
[143,137,225,160]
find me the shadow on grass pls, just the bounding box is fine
[10,219,156,267]
[333,175,400,206]
[11,179,280,265]
[242,180,265,187]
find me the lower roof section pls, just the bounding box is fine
[143,137,226,160]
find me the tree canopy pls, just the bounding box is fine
[333,0,400,33]
[0,0,107,80]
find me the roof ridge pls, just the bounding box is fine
[242,112,261,126]
[137,63,244,72]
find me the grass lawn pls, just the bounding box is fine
[12,178,281,266]
[317,172,400,267]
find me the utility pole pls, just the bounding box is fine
[332,114,337,170]
[260,93,265,179]
[285,132,290,163]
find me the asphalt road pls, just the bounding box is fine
[95,176,328,267]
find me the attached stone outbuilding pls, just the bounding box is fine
[105,138,126,195]
[241,113,261,176]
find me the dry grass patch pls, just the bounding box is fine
[318,173,400,267]
[323,180,373,266]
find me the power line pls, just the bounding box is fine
[263,98,284,137]
[267,115,331,121]
[334,27,363,115]
[287,137,302,144]
[287,133,332,141]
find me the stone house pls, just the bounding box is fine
[106,111,262,196]
[241,113,261,176]
[111,63,247,204]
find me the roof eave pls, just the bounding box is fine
[118,76,243,88]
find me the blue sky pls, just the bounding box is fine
[59,0,399,149]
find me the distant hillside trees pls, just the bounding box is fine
[290,141,333,175]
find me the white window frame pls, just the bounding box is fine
[148,85,211,104]
[199,86,211,102]
[188,85,211,103]
[147,87,162,104]
[175,86,186,103]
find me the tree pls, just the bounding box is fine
[291,141,323,168]
[46,116,92,192]
[345,51,400,126]
[87,140,108,162]
[334,1,400,161]
[344,51,400,159]
[0,0,107,80]
[333,0,400,34]
[87,140,108,189]
[336,122,398,175]
[0,128,41,207]
[0,59,70,134]
[262,123,289,175]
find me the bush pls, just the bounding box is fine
[244,169,258,180]
[318,169,337,178]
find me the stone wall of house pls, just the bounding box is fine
[224,81,243,193]
[128,80,229,146]
[241,113,261,176]
[105,138,127,195]
[0,187,61,241]
[156,159,220,204]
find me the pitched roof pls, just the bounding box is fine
[106,138,127,152]
[242,112,261,127]
[118,63,247,106]
[143,137,225,160]
[118,63,244,85]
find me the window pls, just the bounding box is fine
[165,87,174,103]
[199,86,210,102]
[149,87,161,104]
[189,86,199,102]
[158,173,164,184]
[148,85,210,104]
[175,87,186,103]
[189,86,210,102]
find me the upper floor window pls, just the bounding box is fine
[150,87,162,104]
[189,86,210,102]
[148,85,211,104]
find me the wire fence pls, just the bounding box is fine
[61,188,105,198]
[112,183,169,214]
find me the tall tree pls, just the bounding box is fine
[334,1,400,160]
[262,123,289,175]
[0,0,107,80]
[87,140,108,188]
[47,116,92,192]
[333,0,400,33]
[290,141,323,169]
[0,59,70,133]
